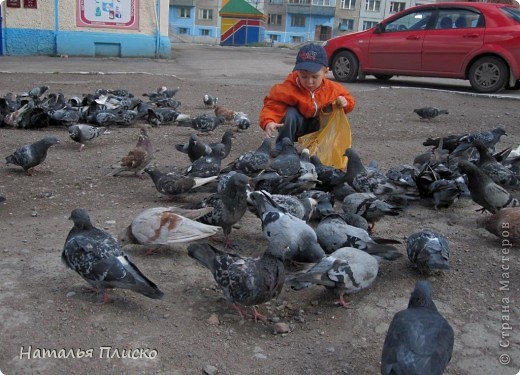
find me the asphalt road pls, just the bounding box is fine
[1,43,519,99]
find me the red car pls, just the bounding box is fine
[324,2,520,93]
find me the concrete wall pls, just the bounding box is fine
[1,0,171,57]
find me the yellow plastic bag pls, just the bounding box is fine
[297,103,352,170]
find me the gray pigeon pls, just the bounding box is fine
[197,173,250,247]
[249,191,325,263]
[413,107,449,120]
[406,230,449,274]
[427,178,466,209]
[248,190,316,222]
[345,148,406,197]
[233,112,250,131]
[24,85,49,99]
[188,242,285,321]
[381,280,454,375]
[184,143,226,177]
[270,138,301,176]
[228,138,273,176]
[208,129,233,160]
[62,208,164,302]
[451,127,507,156]
[175,133,212,162]
[5,136,60,175]
[203,94,218,108]
[287,246,379,308]
[191,114,225,133]
[315,213,402,260]
[68,124,106,152]
[458,161,519,213]
[473,140,517,187]
[144,166,218,198]
[342,192,402,232]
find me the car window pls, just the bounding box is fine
[502,6,520,22]
[435,9,483,29]
[383,10,433,32]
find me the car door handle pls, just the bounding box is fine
[462,33,480,38]
[406,35,421,40]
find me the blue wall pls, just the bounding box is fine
[57,31,170,57]
[4,28,56,55]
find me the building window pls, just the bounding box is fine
[389,1,405,13]
[365,0,380,12]
[178,27,189,35]
[292,36,303,43]
[291,15,306,27]
[362,20,378,29]
[288,0,311,4]
[200,29,211,36]
[198,8,213,20]
[312,0,335,6]
[339,18,354,31]
[179,7,190,18]
[340,0,356,10]
[269,0,283,3]
[268,14,282,25]
[268,34,279,41]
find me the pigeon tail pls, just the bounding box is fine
[187,243,223,274]
[365,242,403,261]
[118,255,164,299]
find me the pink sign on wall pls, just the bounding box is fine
[77,0,139,29]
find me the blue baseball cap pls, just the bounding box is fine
[294,44,328,73]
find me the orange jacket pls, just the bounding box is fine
[259,71,356,130]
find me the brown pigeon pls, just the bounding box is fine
[476,207,520,245]
[109,125,154,178]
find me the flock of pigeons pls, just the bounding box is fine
[2,85,520,373]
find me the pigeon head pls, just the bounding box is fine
[69,208,94,230]
[407,280,437,310]
[493,127,507,137]
[42,136,61,146]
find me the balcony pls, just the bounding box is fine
[170,0,195,6]
[287,4,336,16]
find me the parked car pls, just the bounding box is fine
[324,2,520,93]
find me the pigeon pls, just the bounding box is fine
[5,136,60,175]
[24,85,49,99]
[315,213,402,260]
[146,107,189,126]
[310,155,348,191]
[269,138,301,176]
[342,192,402,232]
[203,94,218,108]
[248,190,316,222]
[184,143,226,177]
[344,148,406,197]
[144,166,218,198]
[381,280,454,375]
[451,127,507,156]
[191,114,225,133]
[214,105,236,122]
[476,207,520,245]
[473,140,517,187]
[0,196,6,203]
[233,112,251,131]
[286,246,379,308]
[427,178,467,209]
[119,207,221,254]
[458,161,519,213]
[227,138,273,176]
[188,242,285,321]
[209,129,233,160]
[62,208,164,302]
[196,173,250,247]
[68,124,106,152]
[406,230,449,274]
[175,133,213,162]
[413,107,449,120]
[109,125,154,178]
[248,191,325,263]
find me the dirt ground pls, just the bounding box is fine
[0,47,519,375]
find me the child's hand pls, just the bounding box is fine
[336,96,348,108]
[264,122,283,138]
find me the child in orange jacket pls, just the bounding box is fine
[259,43,356,151]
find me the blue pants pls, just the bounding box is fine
[275,107,320,151]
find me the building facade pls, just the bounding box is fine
[169,0,438,44]
[0,0,171,57]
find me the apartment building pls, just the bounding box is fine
[169,0,436,44]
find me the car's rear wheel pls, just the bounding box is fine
[331,51,359,82]
[468,56,508,93]
[373,74,393,81]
